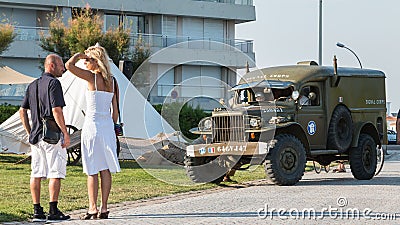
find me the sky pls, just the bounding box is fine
[236,0,400,114]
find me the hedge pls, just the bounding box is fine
[0,104,19,124]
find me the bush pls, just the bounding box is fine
[0,23,16,55]
[0,104,19,124]
[153,103,211,140]
[40,7,131,65]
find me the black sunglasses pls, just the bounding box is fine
[85,57,95,62]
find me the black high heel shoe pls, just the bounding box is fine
[98,211,109,219]
[80,212,98,220]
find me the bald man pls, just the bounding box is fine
[19,54,71,222]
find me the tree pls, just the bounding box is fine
[39,19,70,60]
[132,34,151,74]
[0,23,16,55]
[130,34,151,87]
[40,7,130,65]
[153,102,211,140]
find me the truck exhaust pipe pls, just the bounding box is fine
[331,55,340,87]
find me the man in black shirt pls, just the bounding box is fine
[19,54,71,222]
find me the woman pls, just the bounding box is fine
[66,44,121,220]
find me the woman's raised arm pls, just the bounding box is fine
[65,53,94,82]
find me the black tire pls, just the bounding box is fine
[264,134,306,186]
[327,105,353,152]
[184,156,227,184]
[349,134,377,180]
[66,125,81,166]
[375,146,385,176]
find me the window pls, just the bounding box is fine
[162,16,177,45]
[158,68,175,96]
[181,65,222,98]
[104,14,145,33]
[104,14,120,30]
[300,86,320,106]
[124,15,145,33]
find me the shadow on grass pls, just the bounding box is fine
[119,160,142,169]
[0,154,28,164]
[0,212,28,223]
[5,167,24,171]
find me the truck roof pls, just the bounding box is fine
[239,65,385,85]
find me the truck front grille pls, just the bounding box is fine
[212,115,245,142]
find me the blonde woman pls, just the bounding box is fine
[66,44,121,220]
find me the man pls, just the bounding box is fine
[19,54,71,222]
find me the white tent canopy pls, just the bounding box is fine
[61,60,177,138]
[0,60,177,154]
[0,65,35,84]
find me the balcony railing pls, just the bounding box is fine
[10,26,254,55]
[193,0,253,6]
[130,34,254,53]
[13,26,48,41]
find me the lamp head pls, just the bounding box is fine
[336,42,345,48]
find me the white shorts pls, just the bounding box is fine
[30,140,67,179]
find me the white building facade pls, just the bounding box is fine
[0,0,255,109]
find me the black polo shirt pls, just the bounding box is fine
[21,73,66,144]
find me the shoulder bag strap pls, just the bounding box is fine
[37,79,52,119]
[113,77,122,123]
[36,80,42,120]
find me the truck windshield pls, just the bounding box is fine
[235,86,294,105]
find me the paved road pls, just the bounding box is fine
[8,150,400,225]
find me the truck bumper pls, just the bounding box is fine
[186,142,270,157]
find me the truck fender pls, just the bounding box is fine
[275,122,310,154]
[351,122,381,148]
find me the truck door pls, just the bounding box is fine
[297,83,326,149]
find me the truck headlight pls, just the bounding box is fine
[249,118,262,128]
[199,117,212,131]
[204,119,212,130]
[249,118,260,128]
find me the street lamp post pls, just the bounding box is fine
[336,42,363,69]
[318,0,323,66]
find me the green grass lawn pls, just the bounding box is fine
[0,154,315,222]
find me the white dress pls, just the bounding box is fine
[81,74,121,175]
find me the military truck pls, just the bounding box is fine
[185,58,386,185]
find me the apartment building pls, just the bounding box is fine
[0,0,255,109]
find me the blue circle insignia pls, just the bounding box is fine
[307,121,316,135]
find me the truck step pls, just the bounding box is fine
[310,150,339,156]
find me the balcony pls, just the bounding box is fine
[133,34,254,51]
[130,33,255,62]
[4,26,254,64]
[1,26,48,59]
[193,0,253,6]
[13,26,48,41]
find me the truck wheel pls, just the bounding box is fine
[327,105,353,152]
[264,134,306,186]
[184,156,226,184]
[349,134,377,180]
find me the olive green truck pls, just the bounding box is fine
[185,59,386,185]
